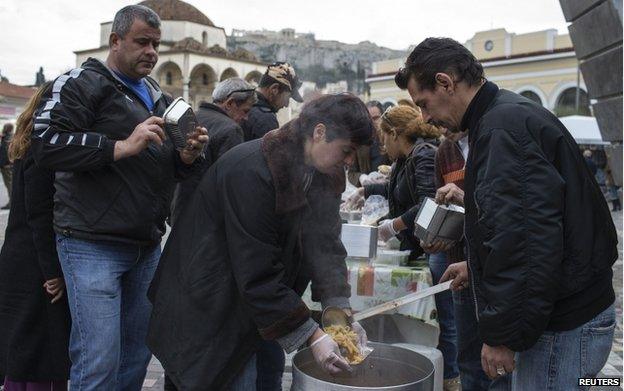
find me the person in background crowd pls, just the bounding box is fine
[147,94,373,390]
[170,77,256,226]
[0,82,71,391]
[348,105,438,257]
[0,123,14,209]
[583,149,598,176]
[241,62,303,142]
[605,167,622,211]
[30,5,208,390]
[397,37,617,390]
[347,100,390,186]
[427,127,493,391]
[348,105,460,388]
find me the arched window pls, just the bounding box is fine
[202,73,209,85]
[165,71,172,86]
[555,87,591,116]
[202,31,208,46]
[520,91,542,106]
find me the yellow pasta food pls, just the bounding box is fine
[325,325,364,364]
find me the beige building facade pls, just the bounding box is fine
[74,0,266,108]
[366,28,590,117]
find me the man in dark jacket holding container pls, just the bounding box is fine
[31,5,207,389]
[396,37,617,390]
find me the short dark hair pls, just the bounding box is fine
[258,74,290,92]
[366,100,384,114]
[395,37,484,91]
[295,93,373,146]
[111,5,161,38]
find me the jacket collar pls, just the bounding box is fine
[460,81,499,141]
[255,92,277,113]
[261,123,344,214]
[199,102,229,117]
[83,57,164,104]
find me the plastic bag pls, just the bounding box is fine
[342,168,358,202]
[360,195,389,226]
[359,171,388,186]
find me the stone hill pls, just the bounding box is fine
[227,28,406,93]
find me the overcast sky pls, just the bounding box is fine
[0,0,569,85]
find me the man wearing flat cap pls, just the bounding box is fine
[242,61,304,142]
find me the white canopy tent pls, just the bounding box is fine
[558,115,609,145]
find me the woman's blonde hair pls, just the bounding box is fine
[379,105,441,140]
[9,81,52,162]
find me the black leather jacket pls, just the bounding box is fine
[463,82,617,352]
[31,57,198,244]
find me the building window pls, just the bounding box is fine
[165,71,172,86]
[555,87,591,117]
[520,91,542,106]
[202,31,208,46]
[484,40,494,51]
[202,73,209,85]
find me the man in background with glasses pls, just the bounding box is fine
[242,62,304,142]
[170,77,257,226]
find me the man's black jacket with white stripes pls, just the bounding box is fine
[32,57,196,245]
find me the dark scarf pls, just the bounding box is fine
[261,123,345,215]
[461,81,499,141]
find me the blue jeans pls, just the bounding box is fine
[56,236,160,391]
[229,354,257,391]
[490,304,616,391]
[256,340,284,390]
[453,287,492,390]
[428,253,459,379]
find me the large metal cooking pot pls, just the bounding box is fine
[292,342,434,390]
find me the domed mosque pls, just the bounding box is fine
[74,0,265,107]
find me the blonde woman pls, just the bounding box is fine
[352,105,440,251]
[350,105,460,387]
[0,82,71,391]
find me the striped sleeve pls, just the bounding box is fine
[31,68,116,171]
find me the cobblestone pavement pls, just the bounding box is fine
[0,184,619,389]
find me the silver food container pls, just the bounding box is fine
[162,97,197,150]
[341,224,378,259]
[292,342,435,390]
[414,198,464,246]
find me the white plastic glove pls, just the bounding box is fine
[377,219,399,242]
[310,333,352,374]
[351,321,368,348]
[344,188,365,211]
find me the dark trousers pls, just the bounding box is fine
[164,374,177,391]
[256,340,284,391]
[453,288,492,390]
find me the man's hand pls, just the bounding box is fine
[114,116,165,161]
[44,278,65,304]
[179,126,209,165]
[435,183,465,206]
[420,238,454,254]
[481,343,515,379]
[440,261,469,291]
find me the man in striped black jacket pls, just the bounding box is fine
[31,5,207,390]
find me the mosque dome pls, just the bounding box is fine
[139,0,216,27]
